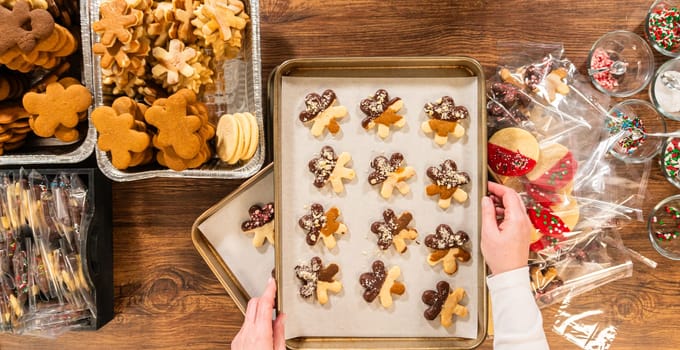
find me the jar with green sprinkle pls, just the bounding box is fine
[645,0,680,57]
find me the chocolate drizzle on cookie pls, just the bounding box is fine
[424,96,469,122]
[368,153,404,185]
[422,281,450,320]
[299,89,337,122]
[308,146,337,188]
[298,203,328,245]
[359,260,387,302]
[294,256,339,299]
[371,209,413,250]
[427,159,470,190]
[360,89,401,128]
[424,224,469,250]
[241,203,274,231]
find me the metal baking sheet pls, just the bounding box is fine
[273,57,487,349]
[88,0,264,181]
[0,0,96,165]
[191,163,274,314]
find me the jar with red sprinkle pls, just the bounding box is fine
[648,194,680,260]
[645,0,680,57]
[660,137,680,189]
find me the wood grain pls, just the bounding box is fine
[3,1,680,349]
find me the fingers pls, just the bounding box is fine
[245,296,259,324]
[481,196,500,238]
[256,278,277,325]
[488,181,526,222]
[273,313,287,350]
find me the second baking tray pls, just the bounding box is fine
[273,57,487,349]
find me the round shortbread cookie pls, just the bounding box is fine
[244,112,259,160]
[550,195,579,230]
[488,127,540,177]
[234,113,251,161]
[227,113,246,165]
[526,143,576,191]
[216,114,239,162]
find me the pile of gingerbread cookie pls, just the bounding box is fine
[487,52,635,307]
[91,0,256,171]
[0,0,92,154]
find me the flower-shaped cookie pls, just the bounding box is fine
[370,209,417,253]
[422,96,469,145]
[241,203,275,247]
[425,224,470,275]
[359,260,405,308]
[422,281,468,328]
[308,146,355,193]
[298,203,347,249]
[360,89,405,139]
[425,159,470,209]
[368,153,416,199]
[152,39,197,86]
[295,256,342,305]
[299,89,347,136]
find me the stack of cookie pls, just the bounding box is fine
[0,105,31,154]
[23,78,92,142]
[92,96,153,170]
[0,0,76,73]
[146,89,215,171]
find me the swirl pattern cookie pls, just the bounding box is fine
[368,153,415,199]
[308,146,355,193]
[359,260,405,308]
[425,224,470,275]
[425,159,470,209]
[299,89,347,137]
[422,281,468,328]
[241,203,274,247]
[370,209,417,253]
[360,89,405,139]
[422,96,468,145]
[294,256,342,305]
[298,203,347,249]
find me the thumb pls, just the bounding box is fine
[481,196,500,238]
[273,313,286,350]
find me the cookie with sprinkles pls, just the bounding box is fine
[298,203,347,249]
[308,145,355,193]
[241,203,275,247]
[299,89,348,136]
[294,256,342,305]
[526,143,577,191]
[368,152,416,199]
[425,159,470,209]
[370,209,417,253]
[424,224,471,275]
[527,203,569,252]
[488,127,539,183]
[421,96,469,145]
[359,89,405,139]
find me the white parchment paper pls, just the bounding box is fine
[280,76,481,339]
[198,170,275,299]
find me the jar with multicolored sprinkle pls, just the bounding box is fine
[606,99,666,163]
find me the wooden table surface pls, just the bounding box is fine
[3,1,680,349]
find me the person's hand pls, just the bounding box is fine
[231,277,286,350]
[480,181,531,275]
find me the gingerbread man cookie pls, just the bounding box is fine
[359,260,405,308]
[422,281,468,328]
[368,153,416,199]
[425,224,470,275]
[299,89,347,137]
[0,0,54,54]
[360,89,405,139]
[298,203,347,249]
[295,256,342,305]
[370,209,417,253]
[308,146,355,194]
[422,96,469,145]
[241,203,275,247]
[425,159,470,209]
[92,105,151,170]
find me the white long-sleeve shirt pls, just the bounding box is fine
[487,266,550,350]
